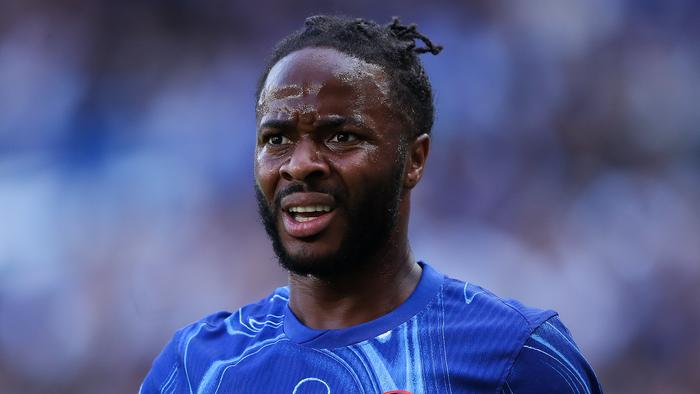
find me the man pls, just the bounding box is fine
[141,15,602,393]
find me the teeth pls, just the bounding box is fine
[295,216,315,222]
[288,205,331,213]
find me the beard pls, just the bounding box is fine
[255,162,405,280]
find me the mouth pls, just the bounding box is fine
[287,204,332,222]
[280,193,337,238]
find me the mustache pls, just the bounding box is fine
[272,182,344,211]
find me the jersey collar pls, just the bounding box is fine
[283,261,444,348]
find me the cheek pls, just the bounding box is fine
[326,144,394,191]
[327,145,377,172]
[255,154,283,196]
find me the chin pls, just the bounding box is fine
[277,243,354,279]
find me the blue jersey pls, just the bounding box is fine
[141,262,601,393]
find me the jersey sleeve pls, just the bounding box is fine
[501,316,603,394]
[139,330,186,394]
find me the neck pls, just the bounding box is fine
[287,227,422,330]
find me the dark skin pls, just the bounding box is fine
[255,47,430,330]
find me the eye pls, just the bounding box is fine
[267,134,291,145]
[329,132,358,143]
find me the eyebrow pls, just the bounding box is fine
[258,119,295,131]
[259,115,369,131]
[314,115,368,130]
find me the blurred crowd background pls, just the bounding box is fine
[1,0,699,393]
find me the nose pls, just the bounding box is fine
[279,138,330,181]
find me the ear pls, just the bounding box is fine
[404,133,430,189]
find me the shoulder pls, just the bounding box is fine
[178,286,290,349]
[436,271,603,393]
[440,276,557,334]
[437,274,593,390]
[500,315,603,393]
[435,272,601,392]
[139,287,290,393]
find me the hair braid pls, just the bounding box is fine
[387,17,443,55]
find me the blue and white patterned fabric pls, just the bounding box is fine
[140,262,602,393]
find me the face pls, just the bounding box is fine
[254,47,408,279]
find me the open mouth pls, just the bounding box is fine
[281,203,337,238]
[280,192,338,238]
[287,205,333,222]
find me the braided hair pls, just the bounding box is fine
[256,15,442,139]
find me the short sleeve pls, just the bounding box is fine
[501,316,603,394]
[140,330,185,394]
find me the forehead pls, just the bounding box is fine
[257,47,390,115]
